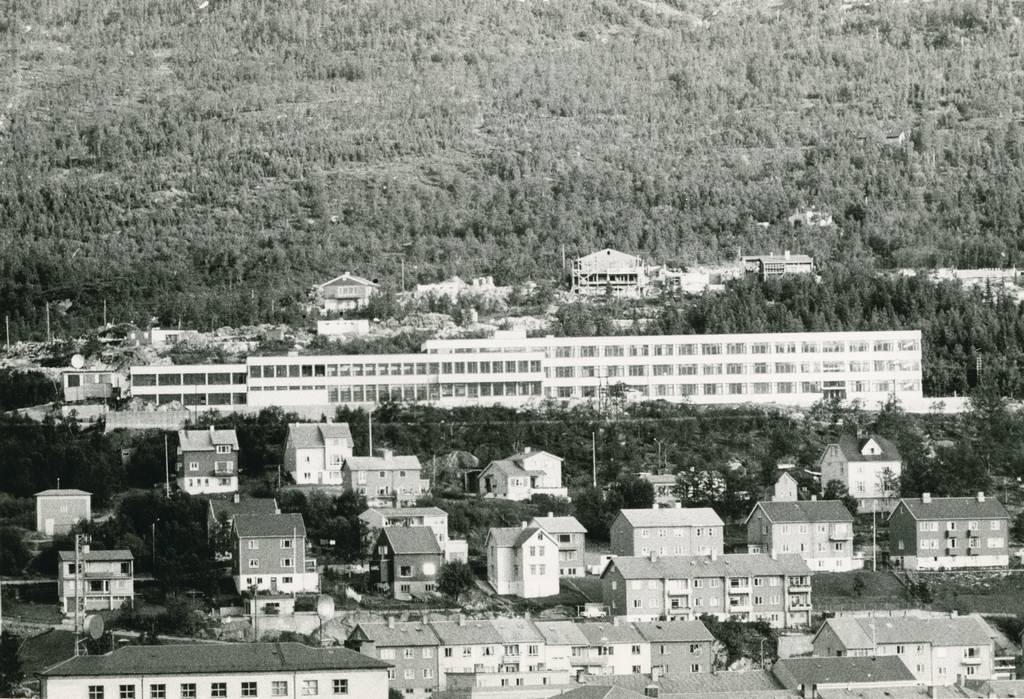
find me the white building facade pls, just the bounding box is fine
[487,525,560,598]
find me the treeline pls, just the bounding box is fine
[3,0,1024,336]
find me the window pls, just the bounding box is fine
[272,681,288,697]
[149,687,167,699]
[422,647,433,658]
[399,565,412,577]
[241,682,257,697]
[188,462,199,471]
[89,688,104,699]
[301,680,318,696]
[211,685,227,699]
[404,669,415,680]
[422,669,433,679]
[248,540,259,550]
[281,558,293,568]
[249,559,260,568]
[403,648,415,659]
[280,539,292,549]
[120,687,136,699]
[632,644,641,655]
[380,648,396,660]
[333,679,349,694]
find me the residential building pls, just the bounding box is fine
[57,548,134,614]
[371,526,443,600]
[812,614,997,685]
[609,507,724,557]
[207,495,279,557]
[317,318,370,337]
[346,619,440,697]
[284,422,354,486]
[787,208,834,227]
[601,552,813,628]
[491,617,547,674]
[772,471,798,502]
[575,621,652,676]
[743,252,815,281]
[343,450,429,507]
[318,272,379,311]
[61,369,125,404]
[35,488,91,536]
[127,329,925,411]
[231,513,318,594]
[818,434,902,511]
[38,642,391,699]
[633,620,715,675]
[638,472,679,506]
[888,492,1010,570]
[571,248,653,298]
[530,514,587,576]
[176,427,239,495]
[359,506,468,562]
[532,620,590,674]
[745,499,857,572]
[578,669,789,697]
[148,327,200,347]
[479,448,567,500]
[773,656,916,697]
[486,524,560,598]
[430,618,504,689]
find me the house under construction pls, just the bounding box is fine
[570,248,653,298]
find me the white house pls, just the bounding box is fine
[38,642,391,699]
[478,448,567,500]
[818,434,902,511]
[35,489,91,536]
[284,422,354,486]
[486,524,560,598]
[575,621,652,676]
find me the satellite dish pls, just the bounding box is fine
[85,614,105,640]
[316,595,335,621]
[70,354,86,369]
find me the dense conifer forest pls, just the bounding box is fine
[3,0,1024,337]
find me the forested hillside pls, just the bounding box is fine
[2,0,1024,336]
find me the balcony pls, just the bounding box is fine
[788,598,812,611]
[727,598,752,612]
[304,559,317,572]
[945,529,957,538]
[962,655,984,665]
[829,529,852,541]
[570,655,608,667]
[788,580,811,591]
[728,581,752,593]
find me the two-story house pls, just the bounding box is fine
[478,448,568,500]
[318,272,379,312]
[360,506,468,563]
[530,514,587,577]
[745,499,857,571]
[207,495,280,558]
[430,618,504,689]
[609,507,724,557]
[343,450,429,508]
[575,621,651,676]
[492,617,547,674]
[57,547,134,614]
[177,427,239,495]
[638,472,679,507]
[486,524,560,598]
[818,433,902,512]
[771,471,799,502]
[533,620,590,674]
[231,513,318,594]
[812,614,997,685]
[346,619,441,697]
[284,422,354,486]
[601,552,813,629]
[372,527,443,600]
[888,492,1010,570]
[634,620,714,675]
[35,488,91,536]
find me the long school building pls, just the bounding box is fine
[125,330,923,412]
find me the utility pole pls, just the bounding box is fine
[591,432,597,488]
[4,315,9,349]
[102,300,107,327]
[872,500,877,572]
[73,533,90,656]
[367,411,373,455]
[164,434,170,498]
[45,302,51,342]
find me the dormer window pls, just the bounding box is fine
[216,444,232,455]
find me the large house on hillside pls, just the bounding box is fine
[343,450,429,508]
[486,524,560,598]
[284,422,354,486]
[318,272,379,312]
[609,507,724,557]
[887,492,1010,570]
[745,499,857,571]
[177,427,239,495]
[571,248,653,298]
[478,448,567,500]
[817,433,902,512]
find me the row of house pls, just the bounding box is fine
[345,617,716,696]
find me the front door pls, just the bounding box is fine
[270,577,278,593]
[45,519,55,536]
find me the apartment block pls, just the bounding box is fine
[633,620,715,675]
[57,548,134,614]
[530,514,587,576]
[888,492,1010,570]
[343,450,429,508]
[430,619,505,689]
[575,621,651,676]
[609,507,724,557]
[177,427,239,495]
[231,513,318,594]
[745,499,857,572]
[346,619,440,697]
[35,488,91,536]
[284,422,354,486]
[601,553,813,629]
[813,614,997,685]
[38,642,390,699]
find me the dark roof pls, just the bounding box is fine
[349,621,439,647]
[209,498,279,520]
[892,495,1010,521]
[552,688,644,699]
[606,553,810,580]
[40,642,389,677]
[772,656,915,687]
[580,669,784,696]
[57,549,132,562]
[487,526,551,548]
[817,615,994,649]
[632,620,715,643]
[381,527,442,555]
[748,500,853,524]
[233,513,306,538]
[834,434,901,463]
[178,429,239,451]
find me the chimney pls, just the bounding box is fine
[521,521,528,529]
[977,491,985,503]
[650,666,662,683]
[612,617,621,627]
[922,492,932,504]
[950,610,958,618]
[771,549,779,561]
[387,616,396,629]
[811,495,817,502]
[233,492,240,504]
[209,425,215,433]
[524,447,532,454]
[524,611,531,620]
[784,250,791,260]
[548,512,554,518]
[645,685,659,698]
[381,448,394,461]
[458,614,466,627]
[710,551,718,562]
[675,502,682,509]
[649,552,658,563]
[82,544,90,554]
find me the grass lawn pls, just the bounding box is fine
[916,570,1024,616]
[2,598,62,625]
[812,570,914,610]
